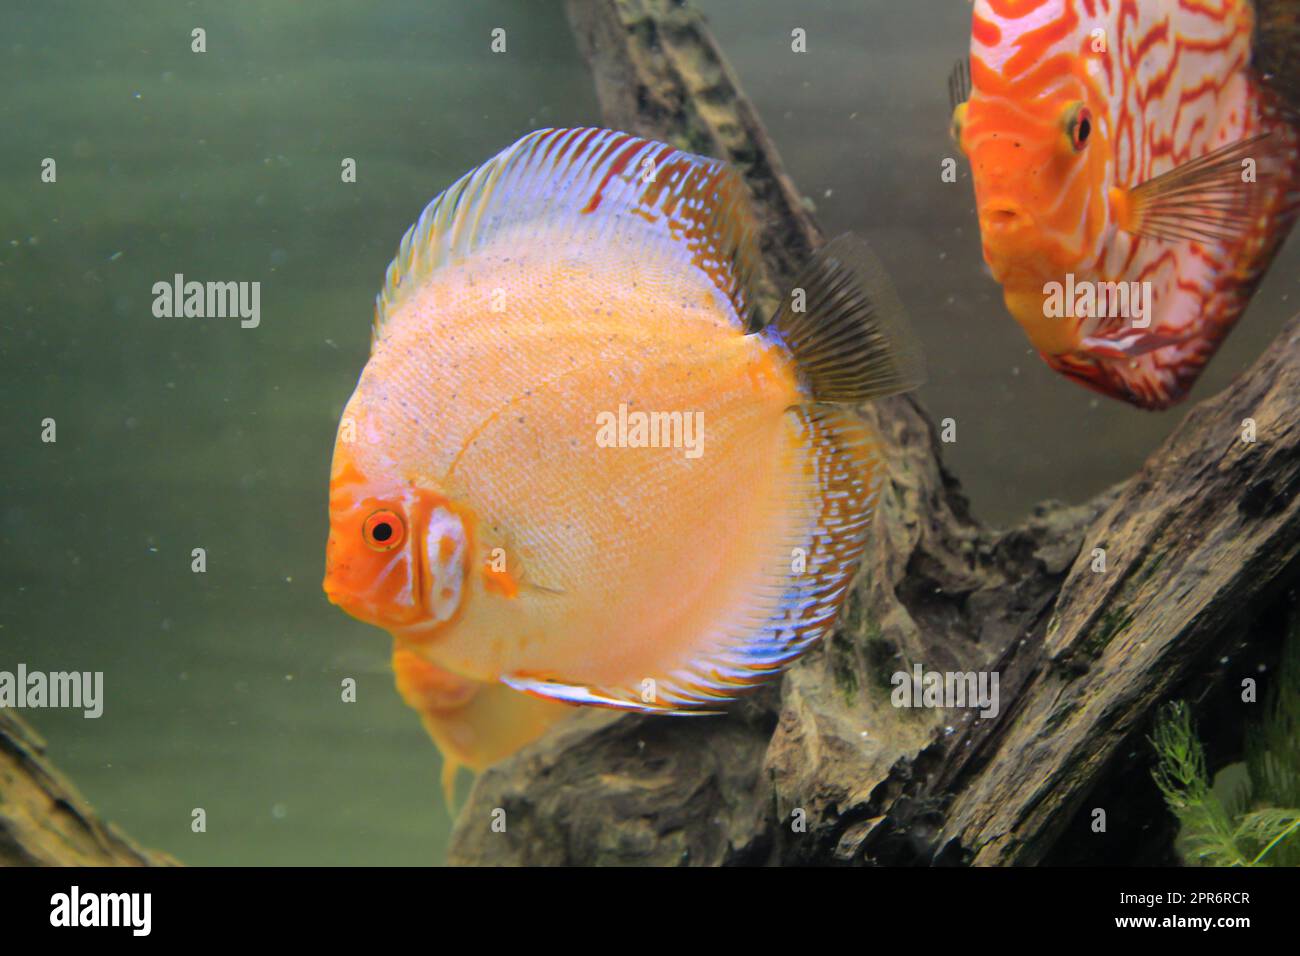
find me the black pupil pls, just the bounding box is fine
[1077,116,1091,143]
[372,522,393,542]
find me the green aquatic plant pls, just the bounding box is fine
[1150,620,1300,867]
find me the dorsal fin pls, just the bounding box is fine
[374,127,764,337]
[769,234,926,402]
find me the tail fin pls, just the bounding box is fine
[1254,0,1300,115]
[768,234,926,403]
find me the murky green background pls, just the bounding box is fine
[2,0,1296,865]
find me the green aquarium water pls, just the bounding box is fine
[2,0,1298,868]
[1,0,599,866]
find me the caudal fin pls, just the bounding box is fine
[768,234,926,403]
[1254,0,1300,115]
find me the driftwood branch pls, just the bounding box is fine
[0,711,173,866]
[448,0,1300,866]
[11,0,1288,869]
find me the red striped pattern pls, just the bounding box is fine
[963,0,1300,407]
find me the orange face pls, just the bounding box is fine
[322,452,470,640]
[954,51,1113,351]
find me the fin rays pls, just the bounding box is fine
[768,235,926,402]
[375,127,763,340]
[949,56,972,112]
[1123,134,1278,244]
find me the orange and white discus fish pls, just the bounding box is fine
[952,0,1300,408]
[323,128,923,782]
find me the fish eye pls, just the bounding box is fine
[1064,102,1092,152]
[363,509,405,551]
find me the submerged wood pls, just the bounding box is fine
[447,0,1300,866]
[3,0,1295,869]
[0,711,173,866]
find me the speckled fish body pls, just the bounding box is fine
[323,128,923,775]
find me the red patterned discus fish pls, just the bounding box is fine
[952,0,1300,408]
[322,129,925,780]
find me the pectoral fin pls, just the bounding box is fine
[1112,134,1282,244]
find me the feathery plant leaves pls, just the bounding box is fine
[1150,702,1253,866]
[1150,612,1300,866]
[1239,809,1300,865]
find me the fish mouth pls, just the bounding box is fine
[978,199,1055,286]
[321,566,381,624]
[979,200,1030,235]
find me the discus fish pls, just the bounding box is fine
[323,128,924,780]
[952,0,1300,408]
